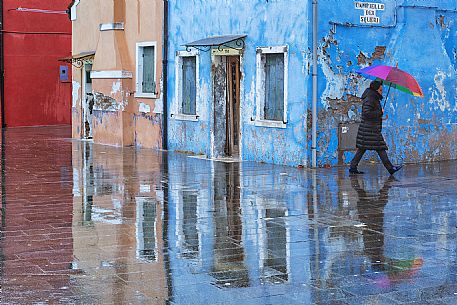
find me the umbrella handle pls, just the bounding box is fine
[383,83,392,109]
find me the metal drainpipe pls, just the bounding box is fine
[162,0,169,150]
[311,0,318,168]
[0,0,4,128]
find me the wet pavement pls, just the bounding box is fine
[0,126,456,305]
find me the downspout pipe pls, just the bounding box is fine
[0,0,4,128]
[311,0,318,167]
[162,0,169,150]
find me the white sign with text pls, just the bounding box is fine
[355,1,385,24]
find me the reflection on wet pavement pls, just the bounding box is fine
[0,126,457,304]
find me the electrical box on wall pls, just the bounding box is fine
[60,65,69,82]
[338,122,360,151]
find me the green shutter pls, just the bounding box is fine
[142,46,155,94]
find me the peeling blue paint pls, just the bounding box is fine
[168,0,457,167]
[316,0,457,166]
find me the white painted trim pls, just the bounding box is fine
[135,197,158,263]
[176,50,198,57]
[238,55,244,161]
[255,119,287,129]
[135,41,158,99]
[90,70,132,79]
[70,0,80,21]
[257,45,288,54]
[175,50,199,116]
[99,22,124,31]
[255,45,289,125]
[174,181,203,263]
[135,93,157,99]
[171,113,199,122]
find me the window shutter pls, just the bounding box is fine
[142,46,155,94]
[140,200,157,261]
[182,57,197,115]
[264,53,284,121]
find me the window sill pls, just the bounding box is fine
[135,93,158,99]
[254,119,287,129]
[171,113,199,122]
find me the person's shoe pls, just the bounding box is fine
[389,165,403,175]
[349,168,364,174]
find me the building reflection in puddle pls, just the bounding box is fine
[211,162,248,287]
[136,196,158,262]
[70,140,457,304]
[351,175,423,281]
[71,141,168,304]
[168,157,311,303]
[1,128,457,304]
[310,173,425,282]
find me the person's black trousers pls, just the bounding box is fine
[350,148,393,172]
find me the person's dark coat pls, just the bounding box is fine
[356,88,388,150]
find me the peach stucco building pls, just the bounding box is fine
[70,0,163,149]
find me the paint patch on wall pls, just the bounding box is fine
[430,70,450,112]
[139,102,151,114]
[93,92,122,111]
[72,81,81,108]
[111,80,122,96]
[153,77,164,113]
[245,77,256,125]
[319,34,347,108]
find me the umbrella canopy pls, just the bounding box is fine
[356,65,424,98]
[370,257,423,288]
[385,257,423,282]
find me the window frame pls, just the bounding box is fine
[255,45,288,129]
[173,50,200,121]
[135,41,158,99]
[135,196,159,263]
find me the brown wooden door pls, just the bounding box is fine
[226,56,240,157]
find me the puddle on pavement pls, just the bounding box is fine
[1,127,457,304]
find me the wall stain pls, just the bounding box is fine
[437,15,446,29]
[93,92,121,111]
[356,46,385,65]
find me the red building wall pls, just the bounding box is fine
[3,0,72,127]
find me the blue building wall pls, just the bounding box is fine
[316,0,457,166]
[164,156,456,303]
[168,0,457,167]
[168,0,310,166]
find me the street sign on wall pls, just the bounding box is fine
[211,48,242,56]
[326,0,395,27]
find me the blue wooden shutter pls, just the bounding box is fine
[182,57,196,115]
[142,46,155,94]
[264,53,284,121]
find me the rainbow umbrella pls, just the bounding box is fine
[370,257,424,288]
[356,65,424,107]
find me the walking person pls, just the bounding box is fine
[349,80,403,175]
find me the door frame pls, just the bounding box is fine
[81,63,93,139]
[225,56,241,157]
